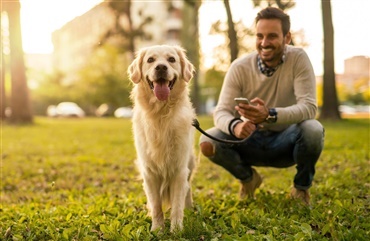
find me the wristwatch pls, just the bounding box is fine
[265,108,277,123]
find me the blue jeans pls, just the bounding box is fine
[199,119,325,190]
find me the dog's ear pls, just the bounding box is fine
[175,46,195,83]
[128,49,145,84]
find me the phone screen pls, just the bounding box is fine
[234,97,250,105]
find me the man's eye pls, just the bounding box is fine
[147,57,155,63]
[168,57,176,63]
[268,34,278,39]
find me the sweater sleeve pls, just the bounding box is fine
[213,59,246,135]
[275,49,317,124]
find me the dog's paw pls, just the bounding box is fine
[151,220,165,232]
[170,220,183,232]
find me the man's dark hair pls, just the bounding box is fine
[255,7,291,36]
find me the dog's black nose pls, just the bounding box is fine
[155,65,168,71]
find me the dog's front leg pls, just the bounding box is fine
[143,176,164,231]
[169,170,189,232]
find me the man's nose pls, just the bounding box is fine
[260,37,269,47]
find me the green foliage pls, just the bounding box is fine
[30,45,132,116]
[1,117,369,240]
[201,68,225,103]
[76,45,132,109]
[30,71,74,115]
[209,20,255,71]
[344,77,370,104]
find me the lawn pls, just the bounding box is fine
[1,116,369,240]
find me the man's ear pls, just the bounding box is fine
[285,31,292,45]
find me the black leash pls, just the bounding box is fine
[192,119,252,144]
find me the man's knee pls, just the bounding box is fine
[299,119,325,152]
[300,119,324,139]
[200,141,215,157]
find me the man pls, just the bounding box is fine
[199,7,324,205]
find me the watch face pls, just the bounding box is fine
[269,108,277,116]
[266,108,277,123]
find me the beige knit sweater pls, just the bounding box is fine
[214,45,317,133]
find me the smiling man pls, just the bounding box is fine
[199,7,325,206]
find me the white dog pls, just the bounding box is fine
[128,45,196,232]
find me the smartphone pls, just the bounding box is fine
[234,97,251,105]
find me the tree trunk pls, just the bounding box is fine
[6,0,33,123]
[0,50,6,119]
[223,0,238,63]
[1,12,6,119]
[320,0,341,120]
[182,0,201,114]
[126,0,135,60]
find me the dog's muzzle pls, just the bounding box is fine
[146,64,177,101]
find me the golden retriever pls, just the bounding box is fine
[128,45,196,232]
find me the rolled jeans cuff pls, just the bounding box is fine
[294,183,311,191]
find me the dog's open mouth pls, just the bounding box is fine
[146,76,176,90]
[146,76,176,101]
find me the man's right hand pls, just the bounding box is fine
[233,121,257,139]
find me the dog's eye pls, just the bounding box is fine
[147,57,155,63]
[168,57,176,63]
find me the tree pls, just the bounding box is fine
[252,0,295,10]
[2,0,32,123]
[182,0,201,113]
[0,13,6,119]
[30,71,77,115]
[0,56,5,119]
[99,0,153,60]
[223,0,238,63]
[75,45,131,110]
[320,0,341,120]
[209,20,254,71]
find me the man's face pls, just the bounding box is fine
[255,19,291,67]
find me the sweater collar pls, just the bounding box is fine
[257,54,285,77]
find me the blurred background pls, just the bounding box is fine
[1,0,369,123]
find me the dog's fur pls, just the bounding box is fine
[128,45,196,232]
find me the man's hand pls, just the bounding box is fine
[233,121,257,139]
[235,97,269,124]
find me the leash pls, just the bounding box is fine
[191,119,253,144]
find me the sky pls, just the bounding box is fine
[16,0,370,75]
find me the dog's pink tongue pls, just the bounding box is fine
[154,84,170,101]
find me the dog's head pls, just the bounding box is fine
[128,45,194,101]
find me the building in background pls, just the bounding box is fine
[51,1,182,76]
[316,55,369,87]
[340,56,369,89]
[344,56,370,77]
[51,4,115,76]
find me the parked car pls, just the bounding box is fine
[339,105,357,114]
[47,102,85,118]
[114,107,133,118]
[46,105,58,117]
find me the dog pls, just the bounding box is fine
[128,45,196,232]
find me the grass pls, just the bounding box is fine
[1,116,369,240]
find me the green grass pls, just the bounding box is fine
[1,116,369,240]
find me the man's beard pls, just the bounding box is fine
[259,40,285,66]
